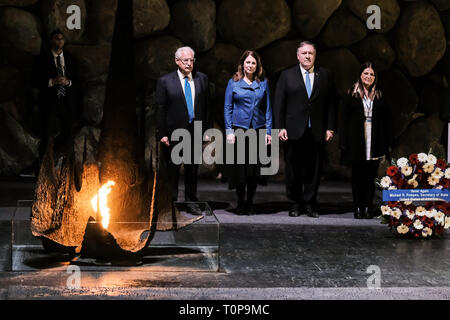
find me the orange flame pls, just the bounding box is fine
[91,180,115,229]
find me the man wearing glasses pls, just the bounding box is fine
[156,46,211,215]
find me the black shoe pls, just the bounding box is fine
[363,206,373,219]
[305,205,319,218]
[234,202,246,215]
[186,203,202,215]
[354,207,363,219]
[245,203,255,215]
[288,204,301,217]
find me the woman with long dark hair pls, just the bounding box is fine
[339,62,392,219]
[224,50,272,215]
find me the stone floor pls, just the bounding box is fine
[0,176,450,300]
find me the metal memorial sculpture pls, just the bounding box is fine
[31,0,200,260]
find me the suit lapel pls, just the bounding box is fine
[296,65,307,95]
[309,69,321,101]
[194,74,200,116]
[63,52,70,77]
[48,52,57,76]
[172,71,188,112]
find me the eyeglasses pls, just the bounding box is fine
[178,58,195,64]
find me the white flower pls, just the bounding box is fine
[403,200,412,205]
[388,186,397,190]
[418,153,428,162]
[415,206,426,216]
[381,205,391,216]
[433,168,444,179]
[425,209,437,219]
[405,210,415,220]
[445,217,450,229]
[380,176,392,188]
[445,168,450,179]
[422,227,433,237]
[427,176,439,186]
[397,224,409,234]
[444,217,450,229]
[435,211,445,224]
[408,179,418,188]
[427,154,437,165]
[423,163,435,173]
[397,157,409,168]
[401,166,413,176]
[391,208,402,219]
[413,219,424,230]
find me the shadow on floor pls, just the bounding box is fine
[220,201,356,215]
[206,201,230,211]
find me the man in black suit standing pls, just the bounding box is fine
[274,41,336,218]
[156,46,210,215]
[35,30,79,163]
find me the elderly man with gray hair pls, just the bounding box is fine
[155,46,211,215]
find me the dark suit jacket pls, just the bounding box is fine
[273,65,337,142]
[156,70,210,141]
[339,93,392,165]
[439,87,450,152]
[34,50,79,116]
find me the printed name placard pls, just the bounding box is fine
[383,189,450,202]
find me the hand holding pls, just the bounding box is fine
[61,77,70,86]
[53,76,64,85]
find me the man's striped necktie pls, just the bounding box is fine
[56,55,66,98]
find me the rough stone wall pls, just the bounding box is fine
[0,0,449,180]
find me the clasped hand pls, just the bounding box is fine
[53,76,70,86]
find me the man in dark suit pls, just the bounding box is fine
[439,75,450,160]
[274,41,337,218]
[156,46,210,215]
[35,30,79,163]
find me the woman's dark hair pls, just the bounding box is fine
[350,61,382,100]
[232,50,265,82]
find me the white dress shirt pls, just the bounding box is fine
[177,69,195,111]
[300,65,315,91]
[363,95,374,160]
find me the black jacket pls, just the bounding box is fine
[339,93,392,165]
[439,87,450,151]
[156,70,210,141]
[34,50,79,116]
[273,65,337,142]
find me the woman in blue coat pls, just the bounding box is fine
[224,50,272,215]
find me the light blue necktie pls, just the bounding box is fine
[305,71,312,98]
[184,76,194,123]
[305,71,312,127]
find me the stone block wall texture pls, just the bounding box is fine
[0,0,449,180]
